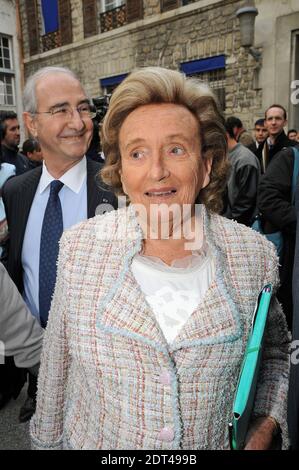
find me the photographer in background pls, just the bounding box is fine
[0,111,29,175]
[86,95,111,163]
[21,138,43,170]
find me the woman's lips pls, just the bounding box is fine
[145,188,177,197]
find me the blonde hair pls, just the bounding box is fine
[101,66,229,213]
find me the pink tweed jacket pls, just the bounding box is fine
[30,206,290,450]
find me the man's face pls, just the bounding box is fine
[23,73,93,168]
[254,124,268,144]
[265,107,287,140]
[288,131,297,142]
[2,118,20,149]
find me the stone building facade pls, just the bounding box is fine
[17,0,299,130]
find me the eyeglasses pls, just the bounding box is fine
[34,103,97,121]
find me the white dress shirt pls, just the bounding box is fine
[22,157,88,321]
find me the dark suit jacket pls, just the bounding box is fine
[2,158,117,293]
[248,132,296,175]
[248,141,264,160]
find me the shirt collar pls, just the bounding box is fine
[39,156,87,194]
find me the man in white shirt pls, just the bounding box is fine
[1,66,117,422]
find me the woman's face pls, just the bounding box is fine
[119,103,212,215]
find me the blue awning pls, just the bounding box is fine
[100,74,128,88]
[41,0,59,34]
[180,55,226,75]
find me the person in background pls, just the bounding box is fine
[223,118,260,226]
[288,129,298,142]
[0,136,15,259]
[225,116,255,148]
[21,138,43,169]
[0,263,43,409]
[248,119,269,173]
[31,67,289,450]
[86,120,105,164]
[262,105,296,170]
[258,138,299,330]
[0,111,29,175]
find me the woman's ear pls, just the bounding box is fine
[119,169,128,195]
[202,157,213,189]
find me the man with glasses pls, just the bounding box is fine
[1,67,117,422]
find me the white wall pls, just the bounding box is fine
[0,0,24,129]
[254,0,299,126]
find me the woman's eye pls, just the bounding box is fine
[131,150,144,159]
[170,146,185,156]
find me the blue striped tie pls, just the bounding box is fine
[39,180,64,328]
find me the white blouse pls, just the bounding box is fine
[131,242,215,344]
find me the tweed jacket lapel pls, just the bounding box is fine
[96,206,243,354]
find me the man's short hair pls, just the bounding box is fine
[265,104,287,120]
[225,117,241,139]
[0,110,18,138]
[254,118,265,127]
[288,129,297,136]
[23,66,81,114]
[22,138,41,156]
[226,116,243,130]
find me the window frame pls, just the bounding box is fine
[0,34,15,107]
[99,0,125,13]
[180,56,226,111]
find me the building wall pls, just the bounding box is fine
[0,0,24,120]
[254,0,299,127]
[19,0,299,130]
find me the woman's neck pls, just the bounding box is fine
[141,213,204,266]
[142,238,192,266]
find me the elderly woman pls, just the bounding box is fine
[31,67,289,450]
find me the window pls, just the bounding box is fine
[100,73,127,95]
[160,0,196,13]
[0,35,15,107]
[181,56,226,111]
[100,0,125,13]
[0,74,14,106]
[190,68,226,111]
[99,0,126,33]
[0,36,11,69]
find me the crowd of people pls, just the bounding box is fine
[0,65,298,450]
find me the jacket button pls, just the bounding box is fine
[159,370,171,386]
[158,427,175,442]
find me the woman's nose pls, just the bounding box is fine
[149,155,170,180]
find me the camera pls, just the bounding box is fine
[92,95,111,123]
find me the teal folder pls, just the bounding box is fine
[228,284,273,450]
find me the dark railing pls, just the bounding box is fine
[100,5,127,33]
[42,31,61,52]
